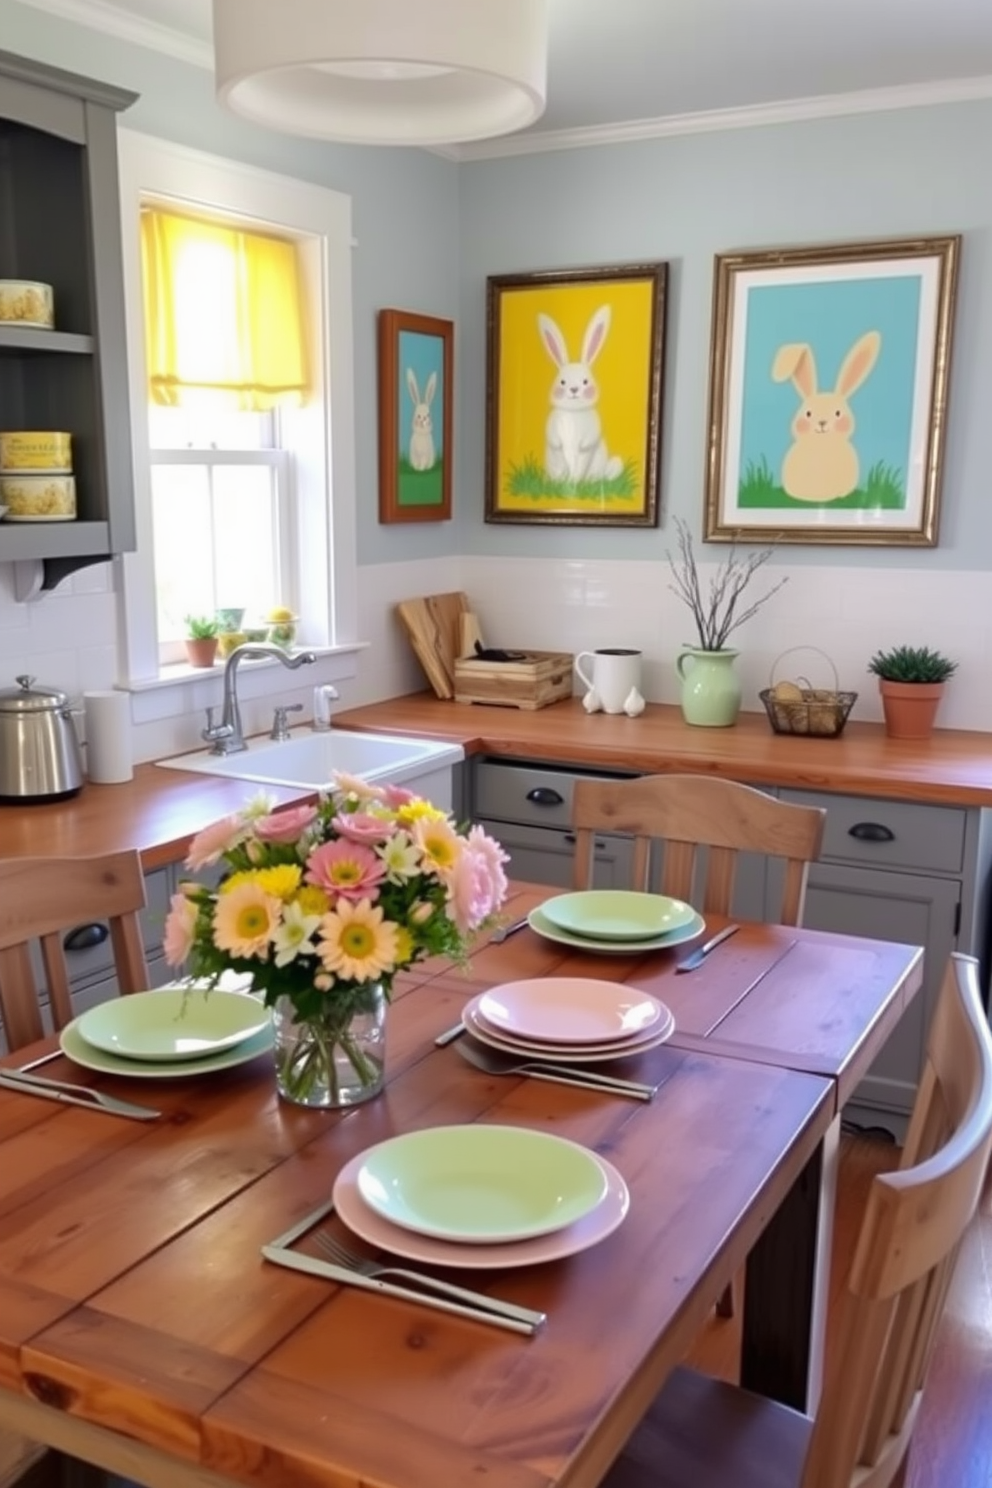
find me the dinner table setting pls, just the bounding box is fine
[0,877,924,1488]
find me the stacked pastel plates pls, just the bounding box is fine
[529,889,705,955]
[462,976,675,1065]
[332,1123,630,1270]
[58,983,273,1079]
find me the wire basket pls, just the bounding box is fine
[759,647,857,739]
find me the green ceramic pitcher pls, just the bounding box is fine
[676,647,742,727]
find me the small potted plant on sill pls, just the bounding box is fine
[184,614,221,668]
[667,517,788,727]
[867,645,958,740]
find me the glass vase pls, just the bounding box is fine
[272,985,386,1108]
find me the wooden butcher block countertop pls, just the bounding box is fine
[1,694,991,868]
[333,694,992,808]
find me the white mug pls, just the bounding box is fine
[574,649,643,714]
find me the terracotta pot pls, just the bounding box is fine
[185,637,218,668]
[878,679,945,740]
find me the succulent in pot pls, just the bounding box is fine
[867,645,957,740]
[184,614,221,668]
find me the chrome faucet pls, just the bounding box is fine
[202,643,318,755]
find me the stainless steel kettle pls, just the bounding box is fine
[0,674,85,801]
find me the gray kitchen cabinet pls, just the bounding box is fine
[0,48,137,589]
[779,786,992,1134]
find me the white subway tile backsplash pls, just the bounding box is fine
[0,552,989,765]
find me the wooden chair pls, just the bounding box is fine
[602,952,992,1488]
[0,850,149,1487]
[571,773,827,1317]
[0,850,150,1053]
[570,773,826,921]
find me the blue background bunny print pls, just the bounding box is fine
[738,271,922,510]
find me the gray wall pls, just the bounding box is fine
[0,0,462,569]
[456,103,992,570]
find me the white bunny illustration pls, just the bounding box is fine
[538,305,623,483]
[406,368,437,471]
[772,331,881,502]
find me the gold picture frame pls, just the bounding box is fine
[485,262,667,526]
[704,235,960,546]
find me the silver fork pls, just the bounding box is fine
[311,1229,546,1328]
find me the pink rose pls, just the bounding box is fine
[185,815,243,870]
[254,804,319,843]
[332,810,395,845]
[163,892,198,966]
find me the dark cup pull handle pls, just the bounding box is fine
[526,787,565,807]
[64,922,109,952]
[848,822,895,844]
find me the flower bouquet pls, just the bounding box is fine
[163,772,509,1107]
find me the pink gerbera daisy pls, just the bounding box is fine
[305,839,386,900]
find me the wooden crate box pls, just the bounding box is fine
[453,651,573,710]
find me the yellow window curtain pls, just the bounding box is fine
[141,207,311,410]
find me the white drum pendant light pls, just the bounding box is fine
[212,0,549,146]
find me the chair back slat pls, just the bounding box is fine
[570,774,825,927]
[802,954,992,1488]
[0,851,149,1052]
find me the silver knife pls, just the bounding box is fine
[260,1244,540,1335]
[491,914,530,944]
[0,1068,161,1121]
[675,923,740,973]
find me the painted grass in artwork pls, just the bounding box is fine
[737,457,906,511]
[398,458,444,508]
[505,454,640,504]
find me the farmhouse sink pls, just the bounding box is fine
[156,730,465,808]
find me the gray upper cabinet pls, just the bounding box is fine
[0,49,136,589]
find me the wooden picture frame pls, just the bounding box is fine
[378,308,453,523]
[704,235,960,546]
[484,262,667,526]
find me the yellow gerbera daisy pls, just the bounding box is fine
[396,799,447,826]
[317,898,399,982]
[393,926,415,966]
[296,884,330,916]
[252,864,302,900]
[212,882,281,959]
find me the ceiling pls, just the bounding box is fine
[18,0,992,155]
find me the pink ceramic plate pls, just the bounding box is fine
[477,975,663,1044]
[462,997,675,1062]
[333,1150,629,1269]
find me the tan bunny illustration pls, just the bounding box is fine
[772,331,881,502]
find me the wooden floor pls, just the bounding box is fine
[686,1131,992,1488]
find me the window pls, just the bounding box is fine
[115,130,360,691]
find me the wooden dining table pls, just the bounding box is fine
[0,881,923,1488]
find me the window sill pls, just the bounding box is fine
[121,642,367,695]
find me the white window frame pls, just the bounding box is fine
[115,128,360,690]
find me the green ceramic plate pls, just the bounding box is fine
[356,1124,609,1244]
[60,1016,274,1079]
[541,890,697,941]
[528,905,705,956]
[75,988,271,1062]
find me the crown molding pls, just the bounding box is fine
[13,0,992,161]
[452,72,992,161]
[15,0,213,69]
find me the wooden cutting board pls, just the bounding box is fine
[396,592,470,699]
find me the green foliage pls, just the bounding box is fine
[184,614,221,639]
[506,454,639,501]
[738,459,905,511]
[867,645,958,684]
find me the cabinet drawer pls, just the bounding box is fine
[473,760,630,831]
[780,789,966,875]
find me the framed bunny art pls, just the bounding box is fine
[484,262,668,526]
[704,235,960,546]
[377,308,454,523]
